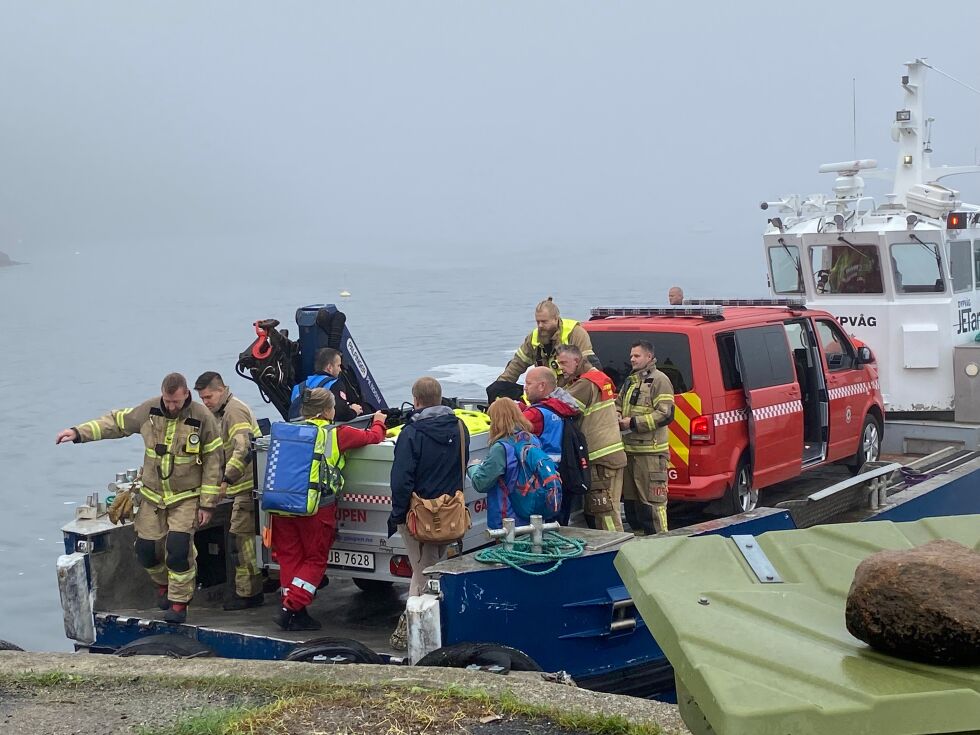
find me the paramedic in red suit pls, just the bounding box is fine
[272,388,386,631]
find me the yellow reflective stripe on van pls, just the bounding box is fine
[82,420,102,441]
[672,404,690,435]
[115,408,132,432]
[668,430,689,464]
[202,437,222,454]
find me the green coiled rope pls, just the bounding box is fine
[474,530,587,575]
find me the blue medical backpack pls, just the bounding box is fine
[261,422,341,515]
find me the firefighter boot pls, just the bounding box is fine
[155,585,170,610]
[164,602,188,624]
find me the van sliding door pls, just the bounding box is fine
[734,325,804,488]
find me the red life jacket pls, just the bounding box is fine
[579,369,617,401]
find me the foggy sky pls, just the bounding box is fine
[1,2,979,277]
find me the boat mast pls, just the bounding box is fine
[890,59,927,205]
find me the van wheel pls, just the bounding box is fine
[848,415,882,475]
[723,459,757,514]
[352,578,395,595]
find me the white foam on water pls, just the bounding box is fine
[429,363,501,387]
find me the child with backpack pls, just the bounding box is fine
[467,398,562,529]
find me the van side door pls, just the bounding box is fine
[733,324,805,488]
[813,318,866,460]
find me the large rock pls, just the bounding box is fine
[845,539,980,665]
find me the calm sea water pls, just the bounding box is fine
[0,240,753,650]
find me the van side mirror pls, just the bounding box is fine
[856,346,874,364]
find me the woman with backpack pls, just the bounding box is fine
[467,398,562,529]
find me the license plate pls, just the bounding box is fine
[328,549,375,571]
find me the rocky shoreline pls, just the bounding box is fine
[0,651,688,735]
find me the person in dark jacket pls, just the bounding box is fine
[387,376,469,650]
[288,348,363,422]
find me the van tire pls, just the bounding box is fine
[848,415,882,475]
[352,578,395,595]
[723,459,757,514]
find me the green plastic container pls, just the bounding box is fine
[615,516,980,735]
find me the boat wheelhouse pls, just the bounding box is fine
[762,59,980,418]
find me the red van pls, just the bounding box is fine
[583,300,885,513]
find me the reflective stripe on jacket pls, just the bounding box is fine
[498,318,596,384]
[74,397,223,507]
[214,391,262,495]
[615,365,675,456]
[304,418,345,505]
[566,369,627,468]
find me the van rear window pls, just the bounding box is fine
[588,331,693,393]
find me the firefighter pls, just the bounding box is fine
[615,341,675,535]
[498,297,596,387]
[271,388,386,631]
[555,345,627,532]
[668,286,684,305]
[194,371,264,611]
[55,373,223,623]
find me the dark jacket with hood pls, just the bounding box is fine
[388,405,470,537]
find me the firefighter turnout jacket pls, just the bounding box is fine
[565,368,627,469]
[74,397,223,508]
[498,318,596,384]
[214,391,262,496]
[615,364,675,456]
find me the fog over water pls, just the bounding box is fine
[1,2,979,649]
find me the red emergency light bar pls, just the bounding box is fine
[590,305,725,321]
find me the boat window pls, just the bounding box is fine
[815,319,856,371]
[890,242,945,294]
[973,241,980,289]
[588,330,693,394]
[950,241,973,293]
[809,244,883,294]
[768,245,804,294]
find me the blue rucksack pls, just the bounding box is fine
[499,434,563,521]
[261,421,343,515]
[287,375,338,420]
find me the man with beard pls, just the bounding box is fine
[56,373,223,623]
[497,298,596,387]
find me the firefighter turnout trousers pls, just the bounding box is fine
[622,454,669,535]
[587,464,625,532]
[229,493,262,598]
[133,497,199,603]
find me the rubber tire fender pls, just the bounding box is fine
[285,636,382,664]
[114,634,215,659]
[416,642,543,674]
[0,639,24,651]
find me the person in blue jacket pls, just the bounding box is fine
[288,348,362,421]
[467,397,540,529]
[387,376,469,649]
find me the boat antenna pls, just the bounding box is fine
[852,77,857,159]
